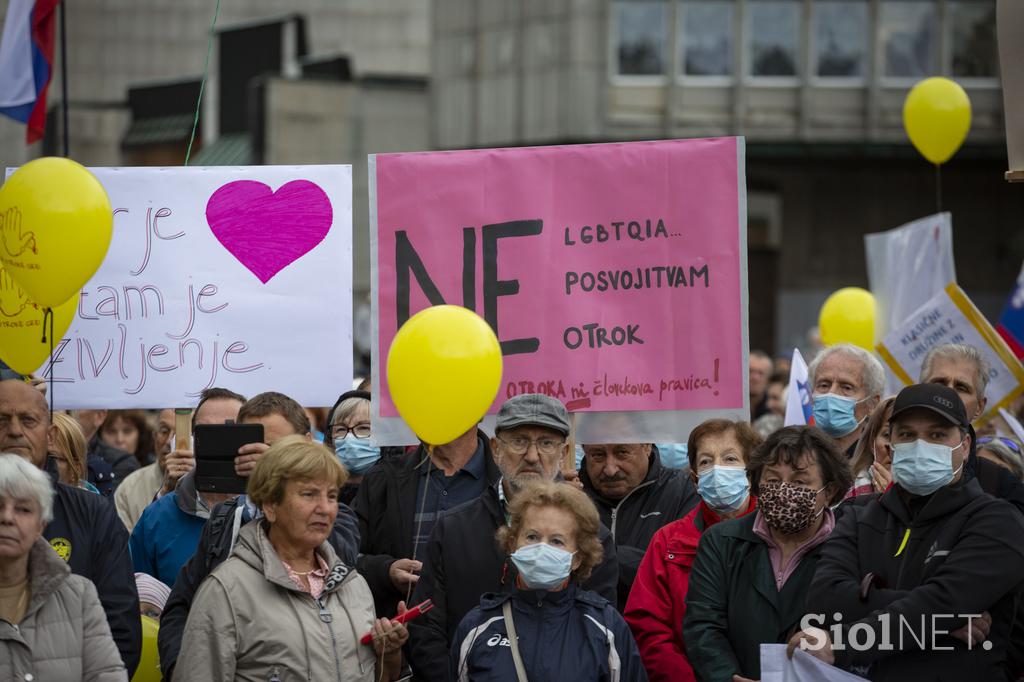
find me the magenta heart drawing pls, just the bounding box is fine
[205,179,333,284]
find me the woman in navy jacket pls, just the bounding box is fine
[450,480,647,681]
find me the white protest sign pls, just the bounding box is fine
[876,283,1024,425]
[15,165,353,408]
[760,644,867,681]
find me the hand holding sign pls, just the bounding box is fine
[0,157,112,307]
[387,305,502,445]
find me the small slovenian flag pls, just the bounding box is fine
[997,261,1024,359]
[784,348,815,427]
[0,0,60,144]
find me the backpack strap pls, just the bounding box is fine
[502,600,530,682]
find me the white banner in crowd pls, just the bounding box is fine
[876,283,1024,425]
[760,644,867,681]
[865,212,956,395]
[865,212,956,339]
[14,165,353,409]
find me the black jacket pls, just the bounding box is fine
[580,448,699,610]
[43,468,141,676]
[157,495,360,678]
[683,511,825,681]
[810,475,1024,680]
[87,433,139,489]
[352,432,499,619]
[407,481,620,681]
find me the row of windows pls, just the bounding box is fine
[615,0,997,82]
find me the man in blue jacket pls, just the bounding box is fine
[0,379,141,675]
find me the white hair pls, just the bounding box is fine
[807,344,885,399]
[0,454,54,523]
[919,344,991,396]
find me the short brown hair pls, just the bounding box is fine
[192,387,247,430]
[247,435,348,508]
[748,426,853,506]
[686,419,762,471]
[237,392,310,436]
[497,481,603,583]
[51,412,87,484]
[99,410,155,463]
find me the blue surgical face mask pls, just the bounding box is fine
[812,393,867,438]
[697,465,750,513]
[510,542,575,590]
[334,436,381,475]
[892,438,965,496]
[655,443,689,470]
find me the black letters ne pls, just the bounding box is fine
[394,219,542,356]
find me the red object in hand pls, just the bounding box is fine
[360,599,434,645]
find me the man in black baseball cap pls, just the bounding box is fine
[794,383,1024,681]
[887,383,971,496]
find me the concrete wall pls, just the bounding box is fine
[0,0,430,167]
[263,76,431,298]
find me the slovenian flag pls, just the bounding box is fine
[784,348,814,427]
[0,0,59,144]
[997,261,1024,359]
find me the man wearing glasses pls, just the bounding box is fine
[406,393,618,681]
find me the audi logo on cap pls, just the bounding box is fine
[933,395,954,410]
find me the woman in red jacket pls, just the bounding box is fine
[624,419,762,682]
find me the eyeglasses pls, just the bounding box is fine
[331,423,371,440]
[978,436,1022,455]
[495,434,566,456]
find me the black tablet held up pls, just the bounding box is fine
[193,423,264,494]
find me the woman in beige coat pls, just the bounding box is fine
[177,436,408,681]
[0,454,126,681]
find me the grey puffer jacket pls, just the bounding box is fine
[0,538,127,681]
[175,520,379,682]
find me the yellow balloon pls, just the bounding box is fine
[903,77,972,165]
[0,269,78,374]
[0,157,112,308]
[387,305,503,445]
[819,287,876,351]
[131,615,161,682]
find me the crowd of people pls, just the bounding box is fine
[0,340,1023,680]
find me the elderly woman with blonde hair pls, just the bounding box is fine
[49,412,100,493]
[176,435,408,681]
[0,453,126,680]
[451,480,647,681]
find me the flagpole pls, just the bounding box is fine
[59,0,68,156]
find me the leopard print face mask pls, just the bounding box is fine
[758,481,826,535]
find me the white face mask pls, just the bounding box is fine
[892,438,965,496]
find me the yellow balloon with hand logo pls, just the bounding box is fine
[0,157,112,308]
[0,267,78,374]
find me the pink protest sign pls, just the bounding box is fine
[374,137,746,418]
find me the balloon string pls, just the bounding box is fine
[408,445,434,605]
[41,307,54,420]
[935,164,943,214]
[184,0,222,166]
